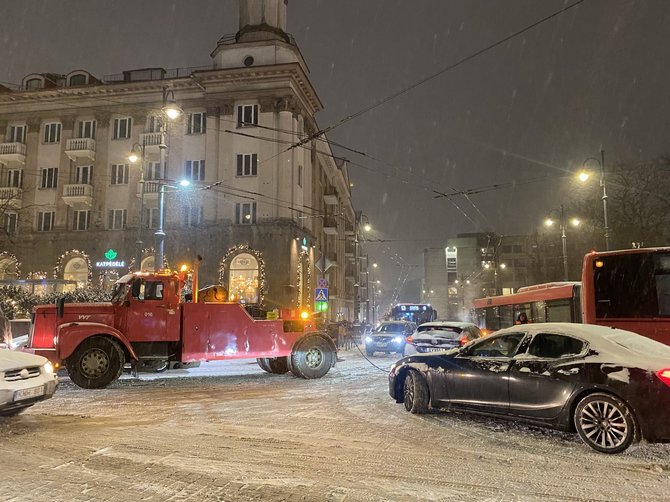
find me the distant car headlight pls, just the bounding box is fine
[43,362,54,375]
[393,336,403,344]
[365,336,373,344]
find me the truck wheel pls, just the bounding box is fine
[257,358,272,373]
[290,334,336,379]
[66,336,125,389]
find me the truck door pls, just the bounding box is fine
[124,278,180,342]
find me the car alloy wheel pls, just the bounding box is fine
[575,393,636,454]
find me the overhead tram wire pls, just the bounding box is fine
[282,0,587,151]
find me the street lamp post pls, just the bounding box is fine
[128,143,146,270]
[154,88,183,269]
[545,204,580,281]
[581,148,610,250]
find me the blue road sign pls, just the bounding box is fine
[315,288,329,302]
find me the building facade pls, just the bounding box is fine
[0,0,356,318]
[422,233,540,321]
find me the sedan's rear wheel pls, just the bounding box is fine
[403,370,429,414]
[574,393,637,454]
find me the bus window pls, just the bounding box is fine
[532,301,547,323]
[546,299,572,322]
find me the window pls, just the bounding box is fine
[111,164,129,185]
[113,117,132,139]
[108,209,127,230]
[228,253,259,303]
[298,165,303,187]
[145,207,160,229]
[68,74,88,86]
[8,125,26,143]
[72,210,90,231]
[43,123,61,143]
[75,165,93,185]
[237,104,258,127]
[187,112,206,134]
[184,160,205,181]
[40,167,58,189]
[4,213,18,235]
[469,333,526,358]
[146,161,164,180]
[37,211,55,232]
[182,205,203,227]
[236,154,258,176]
[527,333,585,359]
[25,78,42,90]
[235,202,257,224]
[7,169,23,188]
[133,279,164,301]
[147,115,162,133]
[78,120,96,139]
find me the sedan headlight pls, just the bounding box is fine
[43,362,54,375]
[364,336,373,344]
[393,336,404,344]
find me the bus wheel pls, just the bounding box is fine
[66,336,125,389]
[291,333,336,379]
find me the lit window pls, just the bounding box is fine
[184,160,205,181]
[229,253,259,303]
[235,202,257,224]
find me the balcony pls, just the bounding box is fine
[137,180,161,201]
[62,184,93,208]
[139,132,164,154]
[64,138,96,161]
[0,187,23,209]
[323,188,338,206]
[0,143,26,165]
[322,216,338,235]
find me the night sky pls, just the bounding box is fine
[2,0,669,301]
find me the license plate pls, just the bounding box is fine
[377,342,388,347]
[15,385,45,401]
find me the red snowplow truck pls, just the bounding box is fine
[26,269,337,389]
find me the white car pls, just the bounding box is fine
[0,350,58,416]
[403,321,483,356]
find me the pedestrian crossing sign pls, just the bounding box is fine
[315,288,329,302]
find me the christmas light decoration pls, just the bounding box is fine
[53,250,92,284]
[219,245,266,305]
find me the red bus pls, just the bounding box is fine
[582,247,670,344]
[474,247,670,344]
[473,282,581,332]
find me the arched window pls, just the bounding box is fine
[68,73,88,86]
[63,257,88,290]
[25,78,43,90]
[141,256,155,272]
[228,253,259,303]
[0,258,18,280]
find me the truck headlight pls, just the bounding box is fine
[43,362,54,375]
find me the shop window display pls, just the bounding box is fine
[229,253,259,304]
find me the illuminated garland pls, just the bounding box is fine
[98,270,120,289]
[296,249,311,308]
[53,250,92,285]
[26,271,49,280]
[127,248,169,272]
[219,244,266,305]
[0,251,21,279]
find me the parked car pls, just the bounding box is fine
[0,349,58,416]
[364,321,416,356]
[389,323,670,453]
[403,321,482,356]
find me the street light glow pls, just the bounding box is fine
[570,218,581,227]
[545,218,555,227]
[128,152,139,163]
[179,179,191,187]
[363,224,371,232]
[372,262,378,268]
[577,171,590,183]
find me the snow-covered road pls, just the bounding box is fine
[1,348,669,501]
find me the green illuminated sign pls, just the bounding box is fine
[315,301,328,312]
[104,249,118,260]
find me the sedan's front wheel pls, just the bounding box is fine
[574,393,637,454]
[403,369,429,414]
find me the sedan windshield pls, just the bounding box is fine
[374,323,405,333]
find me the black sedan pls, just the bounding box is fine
[389,323,670,453]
